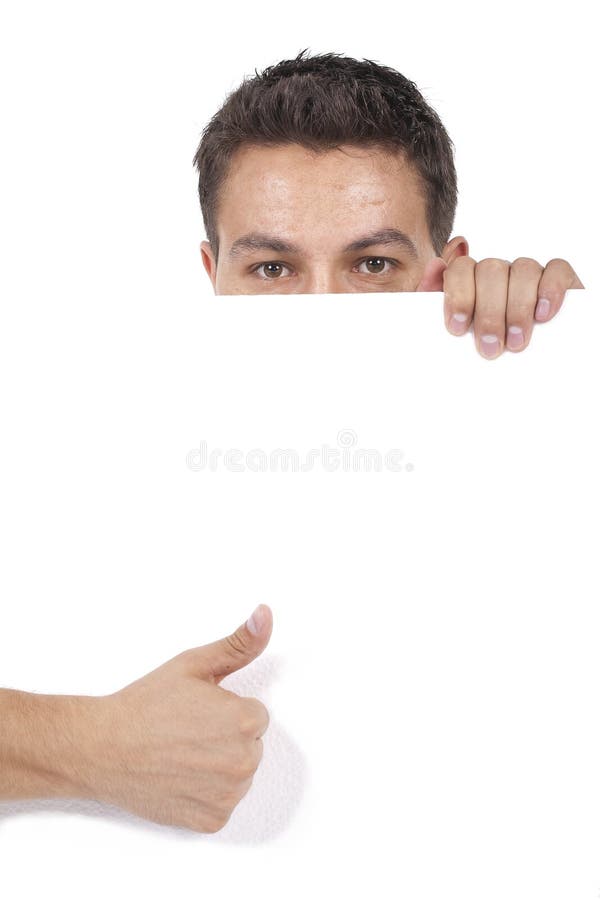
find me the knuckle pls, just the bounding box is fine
[478,257,509,273]
[256,699,269,731]
[185,812,223,834]
[235,719,249,738]
[176,797,233,835]
[235,776,254,802]
[512,256,542,272]
[203,813,229,834]
[236,713,256,737]
[237,698,268,736]
[232,754,257,781]
[450,254,475,270]
[217,786,244,810]
[222,744,258,781]
[225,628,248,657]
[175,647,197,670]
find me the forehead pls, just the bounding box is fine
[217,143,428,242]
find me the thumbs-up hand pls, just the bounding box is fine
[77,605,272,833]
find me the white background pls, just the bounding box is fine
[0,2,598,898]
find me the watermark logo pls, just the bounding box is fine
[186,428,414,473]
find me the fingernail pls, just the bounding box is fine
[535,297,551,321]
[449,312,469,334]
[480,334,501,358]
[506,325,524,350]
[246,605,264,635]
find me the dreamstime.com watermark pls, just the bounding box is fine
[186,428,414,473]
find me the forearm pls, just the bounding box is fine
[0,687,98,801]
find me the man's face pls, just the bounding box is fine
[200,142,466,294]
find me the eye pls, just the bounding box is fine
[355,257,398,276]
[251,261,293,280]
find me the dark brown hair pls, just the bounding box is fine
[192,49,457,261]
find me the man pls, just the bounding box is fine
[194,49,584,359]
[0,51,583,842]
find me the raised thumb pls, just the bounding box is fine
[189,604,273,684]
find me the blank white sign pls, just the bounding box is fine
[0,289,598,899]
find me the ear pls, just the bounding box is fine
[200,240,218,290]
[441,235,469,265]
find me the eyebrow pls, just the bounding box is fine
[227,227,419,260]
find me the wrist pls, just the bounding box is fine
[0,688,104,801]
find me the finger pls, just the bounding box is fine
[442,256,476,335]
[238,697,270,739]
[230,685,270,741]
[415,257,447,292]
[535,258,585,322]
[505,257,544,352]
[248,738,264,771]
[236,775,255,803]
[473,258,510,359]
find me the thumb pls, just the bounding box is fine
[189,604,273,684]
[416,257,448,292]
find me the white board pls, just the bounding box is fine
[1,289,598,898]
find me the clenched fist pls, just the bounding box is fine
[78,604,272,833]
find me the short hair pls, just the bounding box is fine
[193,49,457,261]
